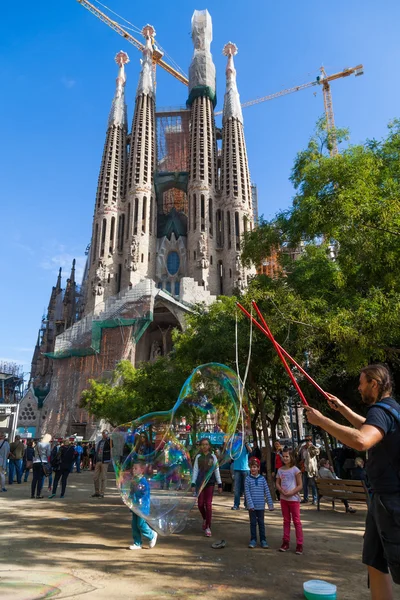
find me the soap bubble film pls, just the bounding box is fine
[111,363,249,535]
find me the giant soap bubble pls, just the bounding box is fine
[111,363,250,535]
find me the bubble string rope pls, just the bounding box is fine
[236,301,329,405]
[232,304,253,457]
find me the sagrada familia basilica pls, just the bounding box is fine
[18,10,256,439]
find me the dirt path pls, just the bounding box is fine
[1,471,398,599]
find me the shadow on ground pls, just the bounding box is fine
[0,471,395,599]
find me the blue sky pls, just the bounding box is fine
[1,0,399,378]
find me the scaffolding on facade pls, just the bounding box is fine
[155,108,190,216]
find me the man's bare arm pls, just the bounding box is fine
[326,393,366,430]
[305,407,383,451]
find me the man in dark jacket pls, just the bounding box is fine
[306,364,400,600]
[48,440,76,499]
[92,430,111,498]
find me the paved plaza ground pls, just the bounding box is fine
[1,470,399,600]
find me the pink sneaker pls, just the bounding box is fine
[279,541,290,552]
[205,528,211,537]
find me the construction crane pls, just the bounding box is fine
[76,0,189,85]
[76,1,363,155]
[215,65,364,155]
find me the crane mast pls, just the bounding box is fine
[216,64,363,156]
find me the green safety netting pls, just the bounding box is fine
[186,85,217,108]
[44,284,154,360]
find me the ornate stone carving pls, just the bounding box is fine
[150,340,162,361]
[198,233,207,256]
[125,236,139,271]
[235,253,241,274]
[92,261,108,296]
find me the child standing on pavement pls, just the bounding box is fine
[191,438,222,537]
[129,462,158,551]
[276,449,304,555]
[244,457,274,548]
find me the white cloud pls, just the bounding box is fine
[61,77,76,89]
[40,253,86,284]
[12,242,35,256]
[13,347,34,353]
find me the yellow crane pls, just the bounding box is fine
[215,65,364,155]
[76,0,189,85]
[76,0,363,155]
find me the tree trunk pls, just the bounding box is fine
[259,397,275,499]
[322,430,333,466]
[251,408,259,445]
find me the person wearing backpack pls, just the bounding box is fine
[305,364,400,600]
[48,440,76,499]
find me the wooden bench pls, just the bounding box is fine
[220,469,233,492]
[316,478,369,511]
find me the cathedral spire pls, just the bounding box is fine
[84,53,129,315]
[56,267,62,291]
[188,10,216,106]
[220,41,255,294]
[108,51,129,127]
[187,10,218,292]
[136,26,155,98]
[124,26,157,287]
[222,43,243,124]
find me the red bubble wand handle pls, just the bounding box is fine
[251,301,329,401]
[237,302,327,406]
[236,301,309,406]
[236,301,328,399]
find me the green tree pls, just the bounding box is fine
[80,356,186,427]
[242,119,400,419]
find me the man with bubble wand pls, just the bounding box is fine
[238,300,400,600]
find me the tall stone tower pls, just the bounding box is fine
[25,10,259,440]
[220,42,254,294]
[186,10,219,292]
[123,26,157,288]
[85,51,129,314]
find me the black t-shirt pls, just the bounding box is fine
[365,397,400,494]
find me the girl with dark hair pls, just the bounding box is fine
[191,438,222,537]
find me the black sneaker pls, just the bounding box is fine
[91,493,100,498]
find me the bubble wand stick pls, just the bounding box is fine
[236,301,328,404]
[235,301,308,406]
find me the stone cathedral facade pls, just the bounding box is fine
[20,10,255,439]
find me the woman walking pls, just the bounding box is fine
[31,434,51,499]
[23,440,34,483]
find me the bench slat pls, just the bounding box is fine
[317,479,364,487]
[317,485,366,494]
[318,492,367,500]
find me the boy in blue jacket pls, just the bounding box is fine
[129,462,158,550]
[245,457,274,548]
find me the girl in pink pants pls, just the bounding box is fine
[276,449,304,554]
[191,438,222,537]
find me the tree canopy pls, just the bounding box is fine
[81,119,400,458]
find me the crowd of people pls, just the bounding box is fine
[1,362,399,599]
[0,434,105,499]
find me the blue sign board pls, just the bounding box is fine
[197,432,227,445]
